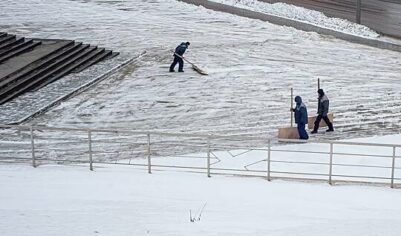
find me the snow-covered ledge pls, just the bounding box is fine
[178,0,401,53]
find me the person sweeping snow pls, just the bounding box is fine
[169,42,190,72]
[291,96,309,140]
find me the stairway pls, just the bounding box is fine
[0,33,119,104]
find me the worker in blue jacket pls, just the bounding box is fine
[169,42,190,72]
[292,96,309,140]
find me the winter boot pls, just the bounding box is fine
[326,123,334,132]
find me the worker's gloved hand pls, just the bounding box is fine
[290,108,295,112]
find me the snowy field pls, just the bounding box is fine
[1,133,401,235]
[1,154,401,235]
[2,1,401,235]
[0,0,400,147]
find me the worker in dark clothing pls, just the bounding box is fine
[292,96,309,140]
[169,42,190,72]
[311,89,334,133]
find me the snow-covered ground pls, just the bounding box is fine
[2,165,401,236]
[210,0,380,38]
[1,1,401,235]
[2,132,401,236]
[0,0,400,146]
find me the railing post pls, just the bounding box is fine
[147,133,151,174]
[391,146,396,188]
[356,0,361,24]
[30,126,36,168]
[207,135,211,178]
[329,143,333,185]
[88,130,93,171]
[267,139,271,181]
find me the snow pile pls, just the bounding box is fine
[210,0,380,38]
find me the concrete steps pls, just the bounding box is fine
[0,33,118,104]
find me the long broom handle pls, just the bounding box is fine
[174,52,195,66]
[317,78,320,114]
[290,88,294,127]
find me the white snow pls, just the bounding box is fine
[0,1,401,234]
[0,0,399,144]
[210,0,380,38]
[1,134,401,235]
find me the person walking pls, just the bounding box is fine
[311,89,334,134]
[292,96,309,140]
[169,42,190,72]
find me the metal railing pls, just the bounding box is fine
[0,124,400,188]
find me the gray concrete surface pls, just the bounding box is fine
[0,40,72,79]
[0,52,135,124]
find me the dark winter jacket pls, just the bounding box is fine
[294,96,308,124]
[174,42,188,56]
[317,94,329,116]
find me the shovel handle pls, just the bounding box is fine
[290,88,294,127]
[174,52,194,66]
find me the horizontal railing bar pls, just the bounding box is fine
[270,170,328,177]
[150,164,207,170]
[153,143,208,148]
[0,124,263,140]
[34,158,90,164]
[97,162,148,167]
[210,145,268,150]
[278,138,401,148]
[331,174,391,180]
[270,160,330,166]
[332,152,395,159]
[156,155,207,159]
[0,158,31,162]
[332,163,392,169]
[211,167,265,173]
[272,149,330,155]
[0,150,34,153]
[0,157,32,160]
[2,124,401,147]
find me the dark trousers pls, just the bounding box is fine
[313,115,334,131]
[169,56,184,72]
[297,123,309,140]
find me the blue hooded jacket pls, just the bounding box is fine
[294,96,308,124]
[175,42,188,56]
